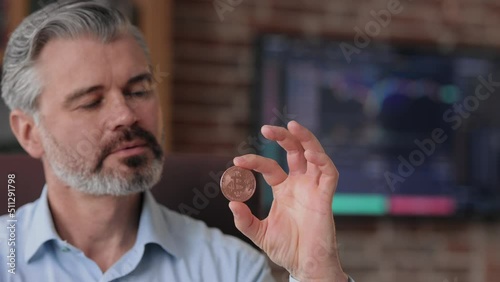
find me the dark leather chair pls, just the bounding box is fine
[0,153,261,246]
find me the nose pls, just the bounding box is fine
[105,91,138,131]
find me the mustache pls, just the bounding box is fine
[93,125,163,173]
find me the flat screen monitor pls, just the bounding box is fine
[254,34,500,217]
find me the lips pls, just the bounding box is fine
[111,141,148,154]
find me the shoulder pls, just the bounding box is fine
[0,200,37,234]
[161,205,261,257]
[0,201,38,274]
[159,206,273,281]
[162,207,265,262]
[1,199,38,227]
[0,200,39,248]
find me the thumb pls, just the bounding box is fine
[229,201,265,247]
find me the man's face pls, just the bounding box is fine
[34,34,164,196]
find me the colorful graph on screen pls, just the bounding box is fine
[255,35,500,217]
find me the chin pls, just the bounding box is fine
[121,154,150,168]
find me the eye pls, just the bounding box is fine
[127,79,154,98]
[129,90,152,97]
[81,99,102,110]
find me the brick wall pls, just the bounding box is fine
[172,0,500,281]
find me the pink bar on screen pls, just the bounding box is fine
[390,196,456,216]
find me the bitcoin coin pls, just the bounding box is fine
[220,166,256,202]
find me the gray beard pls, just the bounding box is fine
[38,123,164,196]
[48,154,163,196]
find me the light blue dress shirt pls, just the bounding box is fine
[1,185,277,282]
[0,185,354,282]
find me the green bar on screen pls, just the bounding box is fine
[332,194,388,215]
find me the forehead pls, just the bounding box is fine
[35,35,150,102]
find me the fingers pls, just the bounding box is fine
[261,125,307,175]
[304,150,339,198]
[229,201,266,247]
[241,120,336,194]
[287,121,325,153]
[260,121,330,178]
[287,121,326,176]
[234,154,287,186]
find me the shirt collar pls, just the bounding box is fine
[135,189,181,258]
[25,185,181,263]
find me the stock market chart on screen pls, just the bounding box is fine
[255,34,500,217]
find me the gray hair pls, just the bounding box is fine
[1,0,150,117]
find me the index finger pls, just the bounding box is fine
[287,121,325,153]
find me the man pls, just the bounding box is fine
[0,1,353,281]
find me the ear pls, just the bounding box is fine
[10,110,44,158]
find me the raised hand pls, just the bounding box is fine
[229,121,348,282]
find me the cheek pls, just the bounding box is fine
[58,131,98,160]
[55,123,104,161]
[72,134,101,159]
[138,99,162,134]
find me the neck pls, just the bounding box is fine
[44,168,142,273]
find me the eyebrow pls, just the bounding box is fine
[127,72,153,86]
[63,85,104,109]
[63,72,154,109]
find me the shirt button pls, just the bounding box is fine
[61,240,70,252]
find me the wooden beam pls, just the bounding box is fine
[1,0,29,64]
[133,0,173,153]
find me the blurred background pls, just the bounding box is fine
[1,0,500,281]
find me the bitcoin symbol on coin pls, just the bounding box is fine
[220,166,256,202]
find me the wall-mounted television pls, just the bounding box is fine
[254,34,500,218]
